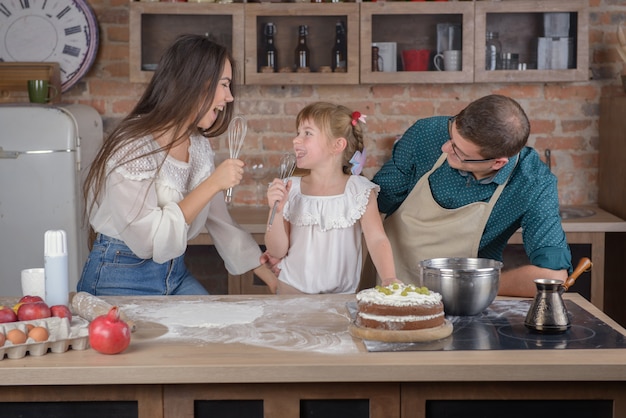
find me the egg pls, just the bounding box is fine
[0,332,5,346]
[26,323,34,332]
[6,328,27,344]
[28,326,49,342]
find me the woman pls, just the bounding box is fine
[78,34,277,295]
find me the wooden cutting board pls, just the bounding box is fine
[349,320,453,343]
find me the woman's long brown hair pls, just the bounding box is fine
[83,35,236,230]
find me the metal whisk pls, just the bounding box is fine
[225,115,247,203]
[267,153,297,230]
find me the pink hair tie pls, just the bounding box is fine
[351,111,367,126]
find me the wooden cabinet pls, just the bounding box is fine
[244,3,359,85]
[599,96,626,328]
[474,0,588,83]
[359,1,474,84]
[128,0,588,85]
[128,2,245,84]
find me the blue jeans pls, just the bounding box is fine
[78,234,209,296]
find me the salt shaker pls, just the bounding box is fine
[44,230,69,306]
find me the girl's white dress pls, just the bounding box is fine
[278,175,379,294]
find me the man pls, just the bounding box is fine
[372,94,572,297]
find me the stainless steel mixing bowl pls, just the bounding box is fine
[420,258,502,316]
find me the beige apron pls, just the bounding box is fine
[382,153,513,285]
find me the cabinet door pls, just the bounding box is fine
[129,2,245,84]
[244,3,359,85]
[360,2,474,84]
[474,0,588,83]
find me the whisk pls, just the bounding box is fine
[225,115,247,204]
[267,152,297,230]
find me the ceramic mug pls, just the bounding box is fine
[21,267,46,300]
[27,79,58,103]
[402,49,431,71]
[434,50,462,71]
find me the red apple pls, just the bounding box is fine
[17,301,51,321]
[19,295,44,304]
[50,305,72,321]
[0,306,18,323]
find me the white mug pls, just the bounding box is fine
[434,50,462,71]
[20,268,46,300]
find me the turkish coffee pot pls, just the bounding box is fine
[524,257,593,333]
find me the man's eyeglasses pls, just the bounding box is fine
[447,117,496,164]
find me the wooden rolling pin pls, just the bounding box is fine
[70,291,136,332]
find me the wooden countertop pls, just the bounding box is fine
[1,293,626,387]
[191,205,626,245]
[555,205,626,233]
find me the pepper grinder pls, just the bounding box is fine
[44,230,69,306]
[372,45,381,72]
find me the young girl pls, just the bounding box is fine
[264,102,398,294]
[78,34,277,295]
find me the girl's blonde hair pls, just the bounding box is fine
[296,102,365,175]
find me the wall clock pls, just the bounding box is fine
[0,0,99,92]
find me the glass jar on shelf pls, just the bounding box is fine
[485,31,502,71]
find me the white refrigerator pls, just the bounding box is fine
[0,104,102,297]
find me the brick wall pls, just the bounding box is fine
[63,0,626,207]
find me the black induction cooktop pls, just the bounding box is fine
[347,299,626,352]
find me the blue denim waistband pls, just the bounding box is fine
[95,233,127,246]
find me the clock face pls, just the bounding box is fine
[0,0,99,92]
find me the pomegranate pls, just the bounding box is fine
[88,306,131,355]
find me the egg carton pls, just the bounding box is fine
[0,316,89,360]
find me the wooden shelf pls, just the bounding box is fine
[360,1,474,84]
[128,0,589,85]
[0,62,62,104]
[474,0,589,83]
[244,3,359,85]
[129,2,245,84]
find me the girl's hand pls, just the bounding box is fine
[267,178,291,210]
[380,278,403,287]
[260,250,282,277]
[212,159,245,191]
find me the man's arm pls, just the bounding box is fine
[499,265,568,297]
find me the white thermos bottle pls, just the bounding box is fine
[44,230,69,306]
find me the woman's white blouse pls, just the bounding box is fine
[278,175,379,294]
[88,134,261,273]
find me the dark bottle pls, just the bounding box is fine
[261,22,278,72]
[372,45,380,72]
[294,25,310,70]
[331,20,347,73]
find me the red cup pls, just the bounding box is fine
[402,49,431,71]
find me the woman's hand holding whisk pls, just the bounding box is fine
[212,158,245,191]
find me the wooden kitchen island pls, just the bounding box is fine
[1,293,626,418]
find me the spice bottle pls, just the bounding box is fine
[294,25,310,71]
[261,22,278,72]
[331,20,347,73]
[485,31,502,71]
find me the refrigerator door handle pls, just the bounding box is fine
[0,146,74,159]
[0,146,19,159]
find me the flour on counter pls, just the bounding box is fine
[120,298,359,354]
[126,302,263,328]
